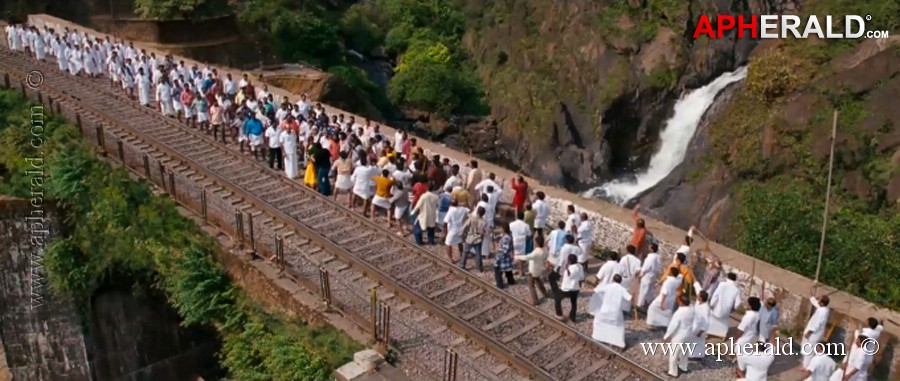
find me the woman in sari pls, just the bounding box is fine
[304,136,317,188]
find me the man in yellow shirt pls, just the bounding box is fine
[660,252,698,299]
[370,169,395,223]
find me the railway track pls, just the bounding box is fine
[0,47,664,381]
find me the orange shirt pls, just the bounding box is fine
[631,227,647,256]
[373,176,394,198]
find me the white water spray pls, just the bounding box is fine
[585,66,748,204]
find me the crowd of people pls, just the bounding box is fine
[5,22,886,381]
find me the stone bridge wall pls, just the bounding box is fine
[23,13,900,380]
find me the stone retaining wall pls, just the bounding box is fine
[23,13,900,379]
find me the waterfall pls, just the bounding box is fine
[585,66,748,204]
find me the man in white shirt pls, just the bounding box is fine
[564,204,580,234]
[558,235,583,274]
[735,342,775,381]
[831,335,873,381]
[596,252,624,286]
[514,235,549,305]
[620,244,642,295]
[801,344,835,381]
[264,122,283,170]
[663,294,694,377]
[532,191,550,239]
[856,318,884,341]
[688,290,710,359]
[576,212,593,259]
[733,297,762,358]
[801,293,831,367]
[473,173,500,200]
[637,243,662,307]
[508,211,532,276]
[589,274,632,349]
[708,272,742,338]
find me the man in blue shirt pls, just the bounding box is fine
[243,113,264,161]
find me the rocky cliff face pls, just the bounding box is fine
[461,0,791,189]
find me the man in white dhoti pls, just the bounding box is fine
[596,252,625,286]
[620,244,642,295]
[156,80,174,116]
[802,293,831,367]
[733,297,762,357]
[801,344,836,381]
[122,59,135,99]
[589,274,632,349]
[32,28,46,61]
[708,272,741,338]
[279,127,299,179]
[442,200,469,262]
[473,193,494,257]
[735,342,775,381]
[688,290,710,359]
[576,212,593,259]
[55,39,68,72]
[663,294,694,377]
[509,211,532,275]
[647,267,682,328]
[637,243,661,307]
[830,335,872,381]
[137,67,152,107]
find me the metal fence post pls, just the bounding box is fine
[235,210,244,243]
[95,124,104,151]
[3,73,9,88]
[370,287,378,342]
[158,162,165,190]
[168,171,175,198]
[75,113,82,135]
[318,267,332,306]
[37,91,43,106]
[380,304,391,347]
[143,155,151,178]
[116,140,125,162]
[443,348,458,381]
[246,212,255,252]
[275,235,284,272]
[200,189,208,222]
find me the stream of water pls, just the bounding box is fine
[585,66,748,204]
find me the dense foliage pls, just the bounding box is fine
[236,0,344,69]
[340,0,488,116]
[134,0,230,21]
[735,179,900,307]
[0,91,360,379]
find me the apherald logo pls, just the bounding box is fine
[693,15,891,39]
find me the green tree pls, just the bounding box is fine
[133,0,229,21]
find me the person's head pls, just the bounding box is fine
[727,272,737,281]
[470,159,478,168]
[534,235,544,248]
[516,211,525,221]
[536,191,545,200]
[636,218,645,228]
[819,295,830,307]
[481,193,489,203]
[451,164,460,175]
[382,169,389,177]
[358,155,368,167]
[502,223,512,234]
[557,220,565,230]
[451,199,459,207]
[669,266,680,277]
[567,254,578,266]
[855,335,868,347]
[609,252,619,262]
[678,294,690,306]
[525,203,533,212]
[699,290,709,303]
[676,252,686,265]
[565,234,575,244]
[488,172,496,180]
[626,244,636,255]
[748,297,761,312]
[477,206,486,217]
[650,242,659,253]
[868,317,879,330]
[765,297,776,309]
[579,212,588,221]
[567,204,575,214]
[612,274,622,284]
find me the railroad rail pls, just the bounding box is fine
[0,47,664,381]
